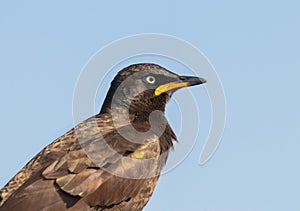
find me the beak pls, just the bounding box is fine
[154,75,206,96]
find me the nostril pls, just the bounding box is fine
[178,76,187,81]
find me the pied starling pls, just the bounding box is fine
[0,63,206,211]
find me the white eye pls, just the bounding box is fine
[146,75,156,84]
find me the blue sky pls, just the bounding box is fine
[1,1,300,210]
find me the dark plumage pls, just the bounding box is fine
[0,63,206,211]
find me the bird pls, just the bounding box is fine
[0,63,206,211]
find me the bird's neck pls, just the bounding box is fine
[100,103,165,125]
[100,96,170,136]
[100,91,169,121]
[99,92,176,154]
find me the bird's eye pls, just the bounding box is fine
[145,75,156,84]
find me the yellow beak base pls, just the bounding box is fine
[154,82,190,96]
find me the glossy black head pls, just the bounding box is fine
[100,63,206,115]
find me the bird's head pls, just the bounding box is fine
[100,63,206,118]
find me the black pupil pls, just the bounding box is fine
[148,77,154,83]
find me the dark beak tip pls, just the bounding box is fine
[192,77,207,85]
[199,78,207,84]
[179,75,207,85]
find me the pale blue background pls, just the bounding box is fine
[1,1,300,211]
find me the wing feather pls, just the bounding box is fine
[0,114,173,210]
